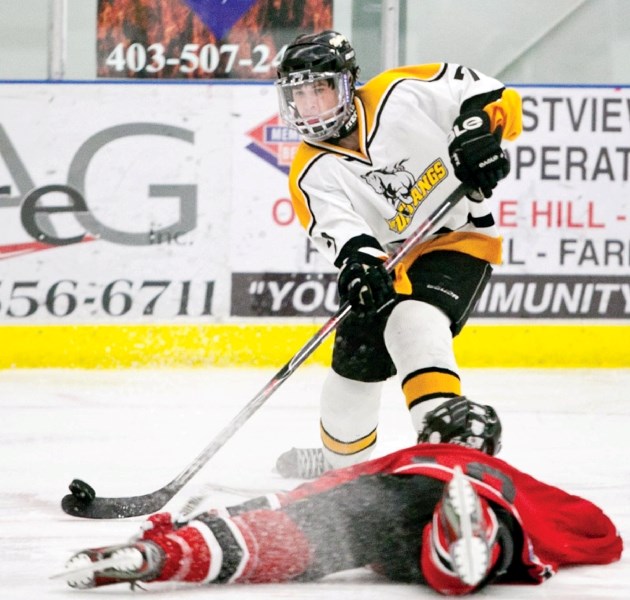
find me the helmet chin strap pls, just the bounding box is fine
[326,107,358,143]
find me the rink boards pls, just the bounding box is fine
[0,82,628,369]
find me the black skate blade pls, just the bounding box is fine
[61,491,171,519]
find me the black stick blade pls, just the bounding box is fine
[61,489,174,519]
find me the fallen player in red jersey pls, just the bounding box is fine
[60,398,622,595]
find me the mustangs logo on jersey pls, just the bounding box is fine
[362,158,448,233]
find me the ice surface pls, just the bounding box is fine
[1,366,628,599]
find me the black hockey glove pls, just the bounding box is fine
[448,110,510,200]
[337,252,395,316]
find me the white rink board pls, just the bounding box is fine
[0,83,289,323]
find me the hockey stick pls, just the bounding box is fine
[61,183,468,519]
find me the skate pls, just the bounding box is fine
[60,540,164,589]
[275,447,331,479]
[435,465,495,587]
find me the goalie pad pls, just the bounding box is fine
[417,396,502,455]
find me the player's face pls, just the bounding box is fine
[275,71,352,142]
[292,80,338,120]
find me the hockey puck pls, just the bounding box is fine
[69,479,96,504]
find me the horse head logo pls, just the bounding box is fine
[361,160,416,207]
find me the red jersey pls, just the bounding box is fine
[275,444,622,583]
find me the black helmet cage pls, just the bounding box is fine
[275,31,359,142]
[417,397,503,456]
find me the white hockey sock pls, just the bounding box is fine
[383,300,461,432]
[320,370,382,469]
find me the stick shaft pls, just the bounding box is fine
[61,183,467,518]
[172,183,468,491]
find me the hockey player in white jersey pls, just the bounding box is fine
[274,30,522,478]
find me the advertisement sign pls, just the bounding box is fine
[0,83,283,323]
[231,86,630,320]
[96,0,333,79]
[479,86,630,319]
[0,83,628,324]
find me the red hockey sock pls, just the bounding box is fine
[231,510,312,583]
[141,513,213,582]
[140,509,312,585]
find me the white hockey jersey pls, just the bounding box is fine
[288,63,522,271]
